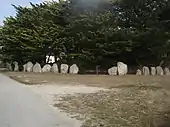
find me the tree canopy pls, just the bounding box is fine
[0,0,170,71]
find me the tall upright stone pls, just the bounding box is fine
[26,61,33,72]
[117,62,128,76]
[33,62,41,73]
[69,64,79,74]
[151,67,156,76]
[6,63,12,71]
[60,64,69,74]
[13,61,19,72]
[42,64,51,72]
[23,64,27,72]
[156,66,163,75]
[108,67,118,76]
[142,66,150,76]
[51,63,59,73]
[164,67,170,76]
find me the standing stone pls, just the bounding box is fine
[136,69,142,76]
[60,64,69,74]
[51,63,59,73]
[6,63,12,71]
[117,62,128,76]
[151,67,156,76]
[156,66,164,75]
[42,64,52,72]
[142,66,150,76]
[164,67,170,75]
[108,67,118,76]
[13,61,19,72]
[26,61,33,72]
[33,62,41,73]
[23,64,27,72]
[69,64,79,74]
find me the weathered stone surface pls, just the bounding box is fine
[42,64,52,72]
[6,63,12,71]
[23,64,27,72]
[60,64,69,74]
[69,64,79,74]
[26,62,33,72]
[13,61,19,72]
[51,63,59,73]
[151,67,156,76]
[136,69,142,76]
[156,66,163,75]
[142,66,150,76]
[117,62,128,76]
[164,67,170,76]
[33,62,41,73]
[108,67,118,76]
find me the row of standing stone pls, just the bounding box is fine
[136,66,170,76]
[7,61,79,74]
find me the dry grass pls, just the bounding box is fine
[54,85,170,127]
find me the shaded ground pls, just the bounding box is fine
[3,72,170,127]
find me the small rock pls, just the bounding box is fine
[117,62,128,76]
[108,67,118,76]
[69,64,79,74]
[51,63,59,73]
[136,69,142,76]
[42,64,52,72]
[23,64,27,72]
[164,67,170,75]
[151,67,156,76]
[33,62,41,73]
[6,63,12,71]
[142,66,150,76]
[60,64,69,74]
[156,66,163,75]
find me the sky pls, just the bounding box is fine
[0,0,57,25]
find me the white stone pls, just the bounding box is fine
[33,62,42,73]
[164,67,170,75]
[117,62,128,76]
[151,67,156,76]
[42,64,52,72]
[26,61,33,72]
[156,66,163,75]
[60,64,69,74]
[13,61,19,72]
[108,67,118,76]
[136,69,142,76]
[69,64,79,74]
[51,63,59,73]
[142,66,150,76]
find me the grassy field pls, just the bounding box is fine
[3,72,170,127]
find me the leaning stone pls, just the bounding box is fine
[60,64,69,74]
[13,61,19,72]
[33,62,42,73]
[156,66,163,75]
[117,62,128,76]
[51,63,59,73]
[42,64,52,72]
[6,63,13,71]
[136,69,142,76]
[151,67,156,76]
[142,66,150,76]
[69,64,79,74]
[26,61,33,72]
[164,67,170,76]
[108,67,118,76]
